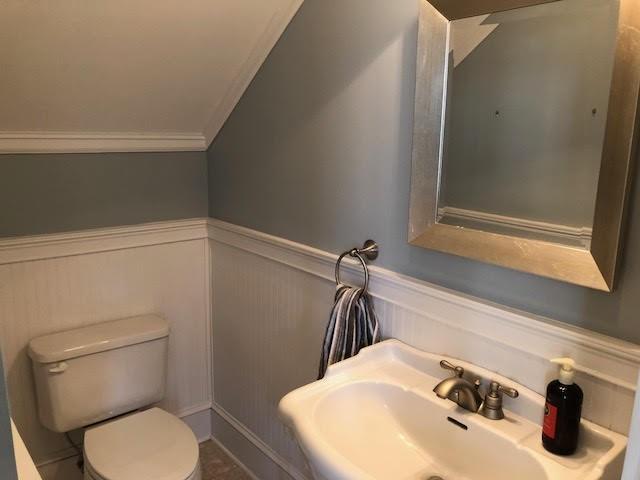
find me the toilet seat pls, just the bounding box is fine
[84,408,200,480]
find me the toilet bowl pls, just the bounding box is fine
[83,408,201,480]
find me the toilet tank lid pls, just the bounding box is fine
[28,315,169,364]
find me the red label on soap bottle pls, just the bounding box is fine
[543,402,558,439]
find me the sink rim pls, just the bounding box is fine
[279,339,628,480]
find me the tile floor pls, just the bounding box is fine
[200,440,252,480]
[38,440,252,480]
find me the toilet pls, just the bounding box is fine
[28,315,201,480]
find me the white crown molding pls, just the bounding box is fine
[0,132,207,154]
[202,0,304,147]
[0,0,299,157]
[0,1,302,154]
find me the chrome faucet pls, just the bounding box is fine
[433,360,483,412]
[433,360,519,420]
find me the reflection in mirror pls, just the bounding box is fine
[438,0,619,249]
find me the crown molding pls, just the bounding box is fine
[0,1,303,154]
[203,0,304,147]
[0,132,207,154]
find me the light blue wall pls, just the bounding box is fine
[207,0,640,343]
[0,151,208,238]
[0,352,17,480]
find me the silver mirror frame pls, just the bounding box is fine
[409,0,640,291]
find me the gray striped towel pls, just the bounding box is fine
[318,283,381,379]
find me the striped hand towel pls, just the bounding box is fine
[318,284,381,379]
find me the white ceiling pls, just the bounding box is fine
[0,0,302,153]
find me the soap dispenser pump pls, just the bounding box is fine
[542,358,583,455]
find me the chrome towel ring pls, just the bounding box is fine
[334,240,379,294]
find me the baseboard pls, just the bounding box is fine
[37,454,82,480]
[207,435,260,480]
[179,403,213,443]
[210,403,309,480]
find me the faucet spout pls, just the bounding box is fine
[433,377,483,412]
[433,361,484,413]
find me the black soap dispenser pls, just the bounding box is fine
[542,358,583,456]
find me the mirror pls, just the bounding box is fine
[409,0,640,291]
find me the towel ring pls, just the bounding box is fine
[334,240,379,293]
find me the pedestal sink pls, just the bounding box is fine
[279,340,626,480]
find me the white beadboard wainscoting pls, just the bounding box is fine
[207,218,640,480]
[1,217,640,480]
[0,219,213,473]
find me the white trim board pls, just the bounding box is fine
[208,432,261,480]
[438,206,593,246]
[0,218,209,265]
[0,132,207,154]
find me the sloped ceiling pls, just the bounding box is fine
[0,0,302,153]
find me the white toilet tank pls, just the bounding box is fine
[28,315,169,433]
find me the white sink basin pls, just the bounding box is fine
[279,340,627,480]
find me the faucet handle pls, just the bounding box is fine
[479,381,519,420]
[440,360,464,378]
[489,381,519,398]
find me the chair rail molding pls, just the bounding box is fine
[206,218,640,427]
[0,218,209,265]
[206,218,640,378]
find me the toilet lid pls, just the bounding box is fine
[84,408,199,480]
